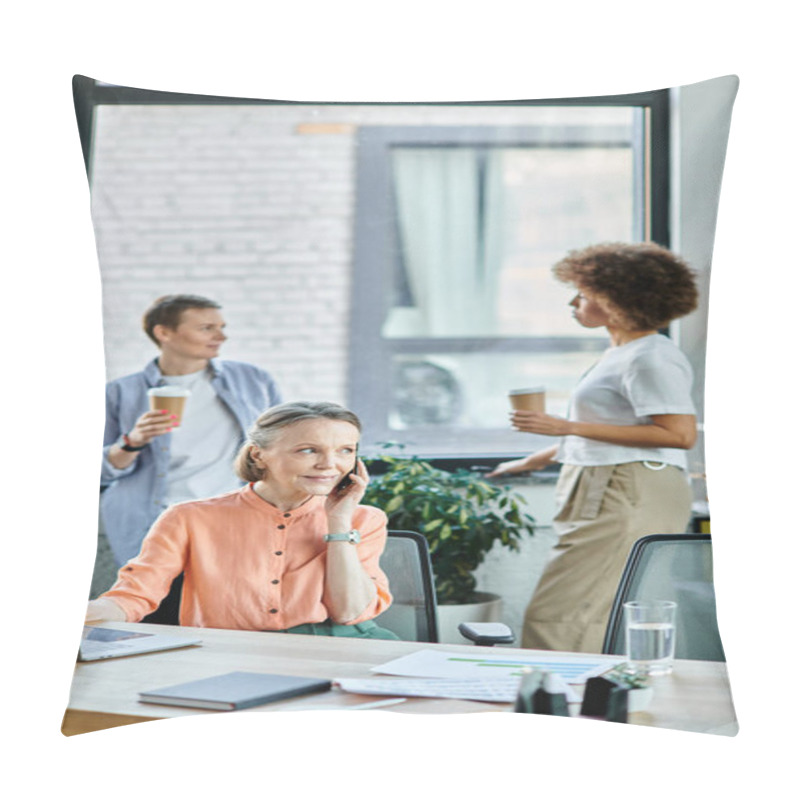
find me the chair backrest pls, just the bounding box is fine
[141,573,183,626]
[375,530,439,643]
[602,533,726,661]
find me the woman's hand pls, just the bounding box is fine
[85,597,127,624]
[107,409,178,469]
[487,445,559,478]
[126,409,180,447]
[324,458,368,531]
[323,459,378,622]
[510,410,572,437]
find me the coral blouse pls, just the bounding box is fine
[102,484,392,630]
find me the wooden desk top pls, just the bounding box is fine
[63,622,738,737]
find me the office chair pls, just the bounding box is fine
[374,530,440,642]
[602,533,726,662]
[376,530,514,645]
[141,573,183,626]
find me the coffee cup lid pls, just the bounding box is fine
[508,387,545,395]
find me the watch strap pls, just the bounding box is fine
[120,433,147,452]
[323,529,361,544]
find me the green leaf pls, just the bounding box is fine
[384,495,404,514]
[362,452,536,603]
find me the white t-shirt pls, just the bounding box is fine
[556,333,695,470]
[162,368,244,505]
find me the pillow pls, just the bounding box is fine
[67,74,738,738]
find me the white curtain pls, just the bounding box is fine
[387,147,505,337]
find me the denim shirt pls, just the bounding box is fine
[100,358,282,566]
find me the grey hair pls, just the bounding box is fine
[234,401,362,482]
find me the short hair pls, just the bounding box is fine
[553,242,699,331]
[142,294,222,346]
[234,401,363,483]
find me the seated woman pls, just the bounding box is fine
[86,401,398,639]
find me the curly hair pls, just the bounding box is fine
[234,401,362,482]
[553,242,698,331]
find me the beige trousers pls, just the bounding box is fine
[521,462,692,653]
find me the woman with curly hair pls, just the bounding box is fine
[488,242,699,653]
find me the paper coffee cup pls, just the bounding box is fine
[147,386,191,424]
[508,387,546,412]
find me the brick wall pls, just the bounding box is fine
[90,102,630,403]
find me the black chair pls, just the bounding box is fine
[376,530,514,645]
[374,530,440,642]
[602,533,726,662]
[141,573,183,626]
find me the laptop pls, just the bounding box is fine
[78,625,202,662]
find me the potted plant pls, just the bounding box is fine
[363,450,536,641]
[606,665,654,712]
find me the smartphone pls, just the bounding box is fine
[332,446,359,496]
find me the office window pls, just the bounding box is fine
[350,100,668,456]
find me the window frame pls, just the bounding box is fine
[73,78,670,467]
[348,90,671,461]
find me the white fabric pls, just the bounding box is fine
[387,148,505,337]
[163,369,242,505]
[556,333,695,470]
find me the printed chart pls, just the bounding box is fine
[372,649,624,683]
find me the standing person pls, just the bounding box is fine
[488,242,699,653]
[87,402,398,639]
[101,294,282,568]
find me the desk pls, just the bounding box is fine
[62,622,738,736]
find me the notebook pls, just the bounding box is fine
[78,625,202,661]
[138,671,332,710]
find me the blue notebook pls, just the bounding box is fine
[139,671,331,710]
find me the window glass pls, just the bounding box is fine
[388,351,603,453]
[494,146,635,337]
[386,143,635,340]
[350,103,663,456]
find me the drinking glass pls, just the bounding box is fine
[623,600,677,676]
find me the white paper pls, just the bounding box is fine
[335,677,525,703]
[336,670,580,703]
[371,649,624,684]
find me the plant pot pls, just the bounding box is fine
[626,686,654,713]
[436,591,503,644]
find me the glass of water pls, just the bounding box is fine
[623,600,677,676]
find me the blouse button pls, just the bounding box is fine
[271,579,279,585]
[269,608,278,614]
[275,551,283,556]
[277,524,286,530]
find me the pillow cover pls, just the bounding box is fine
[66,74,739,738]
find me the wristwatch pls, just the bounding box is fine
[323,530,361,544]
[120,433,147,452]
